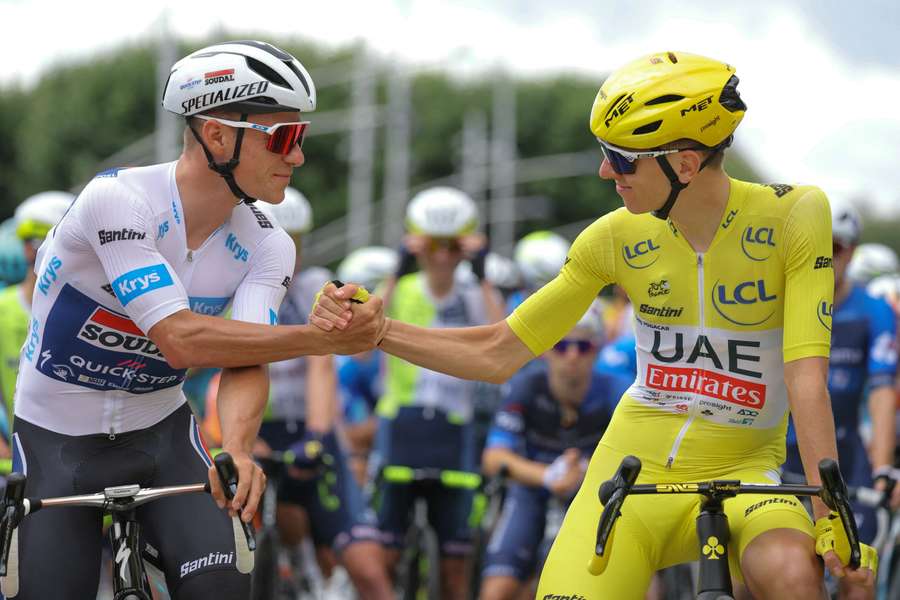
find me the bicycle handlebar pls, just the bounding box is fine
[588,456,864,574]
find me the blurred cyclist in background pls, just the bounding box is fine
[374,186,505,598]
[255,188,392,599]
[0,219,27,290]
[507,230,569,312]
[479,302,630,600]
[0,191,73,450]
[847,243,899,285]
[335,246,398,484]
[783,199,899,554]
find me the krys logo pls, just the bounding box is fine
[112,264,173,306]
[225,233,249,262]
[740,226,776,261]
[711,279,777,326]
[818,300,832,332]
[78,307,165,361]
[622,239,660,269]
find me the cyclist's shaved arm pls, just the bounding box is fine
[217,365,269,455]
[867,385,896,471]
[482,446,547,488]
[785,356,838,519]
[149,299,381,369]
[305,354,337,433]
[379,319,533,384]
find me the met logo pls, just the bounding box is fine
[712,279,777,326]
[622,239,660,269]
[112,264,174,306]
[225,233,249,262]
[740,226,776,261]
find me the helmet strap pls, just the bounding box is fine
[650,144,724,220]
[187,114,259,204]
[651,156,689,220]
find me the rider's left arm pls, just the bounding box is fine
[214,364,269,520]
[784,356,839,520]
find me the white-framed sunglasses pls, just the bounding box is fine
[193,115,310,155]
[596,138,683,174]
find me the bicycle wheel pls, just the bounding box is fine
[250,527,280,600]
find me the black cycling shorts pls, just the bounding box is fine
[9,404,249,599]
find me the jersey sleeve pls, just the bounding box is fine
[484,375,530,452]
[230,230,296,325]
[866,295,898,389]
[506,216,616,355]
[781,188,834,362]
[77,177,189,333]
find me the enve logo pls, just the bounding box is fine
[711,279,777,326]
[740,226,776,262]
[622,239,660,269]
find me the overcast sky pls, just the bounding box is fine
[3,0,899,215]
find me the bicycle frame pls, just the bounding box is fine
[0,453,254,599]
[589,456,863,600]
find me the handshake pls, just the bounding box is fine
[308,280,389,355]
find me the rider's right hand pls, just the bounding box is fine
[308,282,386,354]
[208,450,267,523]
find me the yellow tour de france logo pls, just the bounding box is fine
[703,536,726,560]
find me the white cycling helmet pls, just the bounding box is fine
[514,231,570,288]
[830,198,862,246]
[848,243,899,283]
[867,274,900,308]
[337,246,399,291]
[485,253,521,289]
[14,190,75,240]
[572,299,606,342]
[162,40,316,116]
[265,187,312,234]
[405,187,478,238]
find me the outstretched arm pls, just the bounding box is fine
[377,318,534,384]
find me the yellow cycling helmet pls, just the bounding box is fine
[590,51,746,149]
[590,52,746,220]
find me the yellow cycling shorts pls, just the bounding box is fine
[536,443,814,600]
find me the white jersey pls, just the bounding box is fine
[266,267,332,423]
[16,162,295,436]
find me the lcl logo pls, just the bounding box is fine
[711,279,777,326]
[622,239,660,269]
[741,226,776,262]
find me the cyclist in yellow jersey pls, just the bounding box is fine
[312,52,875,598]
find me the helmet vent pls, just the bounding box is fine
[246,57,290,89]
[632,121,662,135]
[719,75,747,112]
[645,94,684,106]
[667,52,678,64]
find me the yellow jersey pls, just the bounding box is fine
[508,178,833,474]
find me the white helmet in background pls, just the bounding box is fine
[162,40,316,116]
[848,243,899,283]
[15,190,75,240]
[514,231,570,288]
[266,187,312,233]
[337,246,398,292]
[405,187,478,237]
[485,253,521,289]
[572,299,606,343]
[830,198,862,247]
[867,274,900,309]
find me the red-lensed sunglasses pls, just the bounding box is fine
[193,115,310,155]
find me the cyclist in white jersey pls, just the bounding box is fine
[8,41,381,599]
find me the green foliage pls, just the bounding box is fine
[0,35,767,239]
